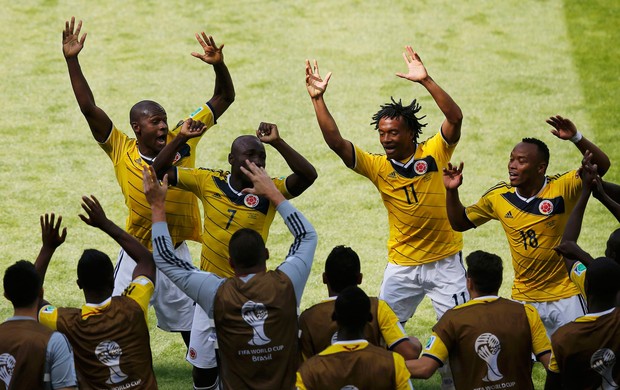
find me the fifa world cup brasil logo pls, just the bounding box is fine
[241,301,271,346]
[475,333,503,382]
[0,353,15,388]
[95,340,128,385]
[591,348,619,390]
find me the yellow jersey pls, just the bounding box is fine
[99,103,215,248]
[465,171,581,302]
[353,132,463,265]
[176,167,290,276]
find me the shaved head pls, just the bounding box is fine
[129,100,166,124]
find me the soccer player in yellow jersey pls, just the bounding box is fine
[36,196,158,389]
[62,16,235,346]
[443,115,610,336]
[153,121,317,388]
[409,251,551,389]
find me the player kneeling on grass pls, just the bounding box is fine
[296,286,413,390]
[37,198,158,389]
[408,250,551,389]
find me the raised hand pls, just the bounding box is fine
[546,115,578,140]
[79,195,113,230]
[62,16,86,58]
[179,118,208,139]
[305,59,332,99]
[40,213,67,250]
[395,46,428,82]
[192,32,224,65]
[143,165,168,208]
[256,122,280,144]
[442,162,464,190]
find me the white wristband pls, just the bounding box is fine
[570,131,583,143]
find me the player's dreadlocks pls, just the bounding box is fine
[370,97,427,144]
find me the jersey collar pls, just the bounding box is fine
[515,177,548,202]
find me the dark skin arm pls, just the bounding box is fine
[256,122,317,196]
[592,178,620,223]
[544,371,562,390]
[191,32,235,120]
[34,214,68,307]
[151,119,208,181]
[406,356,440,379]
[79,195,156,283]
[392,336,422,360]
[546,115,610,176]
[63,17,113,143]
[443,162,476,231]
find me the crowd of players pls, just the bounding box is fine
[1,16,619,390]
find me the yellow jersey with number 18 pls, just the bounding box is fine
[465,170,581,302]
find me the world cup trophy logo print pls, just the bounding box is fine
[475,333,503,382]
[591,348,619,390]
[241,301,271,346]
[0,353,15,388]
[95,340,128,385]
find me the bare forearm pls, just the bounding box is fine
[595,189,620,223]
[574,136,610,176]
[209,62,235,119]
[562,188,590,242]
[100,220,152,267]
[270,138,317,196]
[311,96,353,166]
[152,135,188,177]
[418,76,462,143]
[446,189,473,231]
[34,247,57,282]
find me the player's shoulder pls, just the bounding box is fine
[481,181,512,197]
[546,170,578,183]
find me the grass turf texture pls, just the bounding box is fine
[0,1,617,388]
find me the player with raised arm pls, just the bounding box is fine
[306,46,464,388]
[144,164,317,390]
[443,115,610,336]
[151,121,316,388]
[37,198,158,389]
[298,245,421,361]
[409,251,551,389]
[62,16,235,344]
[297,286,413,390]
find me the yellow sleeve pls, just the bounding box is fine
[548,349,560,373]
[169,103,216,149]
[524,304,551,358]
[393,353,415,390]
[98,126,129,164]
[38,305,59,331]
[295,371,308,390]
[273,176,293,199]
[465,188,498,227]
[569,261,587,298]
[421,332,449,364]
[378,300,408,348]
[423,131,457,162]
[123,276,155,319]
[352,144,381,182]
[176,167,206,196]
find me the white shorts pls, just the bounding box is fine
[187,304,218,369]
[526,294,586,337]
[379,252,468,322]
[113,242,195,332]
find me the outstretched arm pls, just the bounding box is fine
[34,214,67,288]
[79,195,155,283]
[546,115,610,176]
[192,32,235,120]
[443,162,475,231]
[241,161,318,304]
[152,118,208,182]
[305,59,355,167]
[592,178,620,223]
[396,46,463,145]
[256,122,317,196]
[63,17,113,142]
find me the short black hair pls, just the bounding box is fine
[77,249,114,292]
[129,100,165,124]
[521,137,550,165]
[3,260,41,308]
[605,228,620,263]
[229,229,267,268]
[466,250,503,295]
[371,97,427,144]
[324,246,360,293]
[586,257,620,298]
[332,286,372,332]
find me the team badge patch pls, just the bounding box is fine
[414,160,428,175]
[574,263,586,276]
[188,347,197,360]
[172,152,181,164]
[190,106,204,117]
[425,335,436,350]
[42,305,56,313]
[244,194,259,208]
[538,200,554,215]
